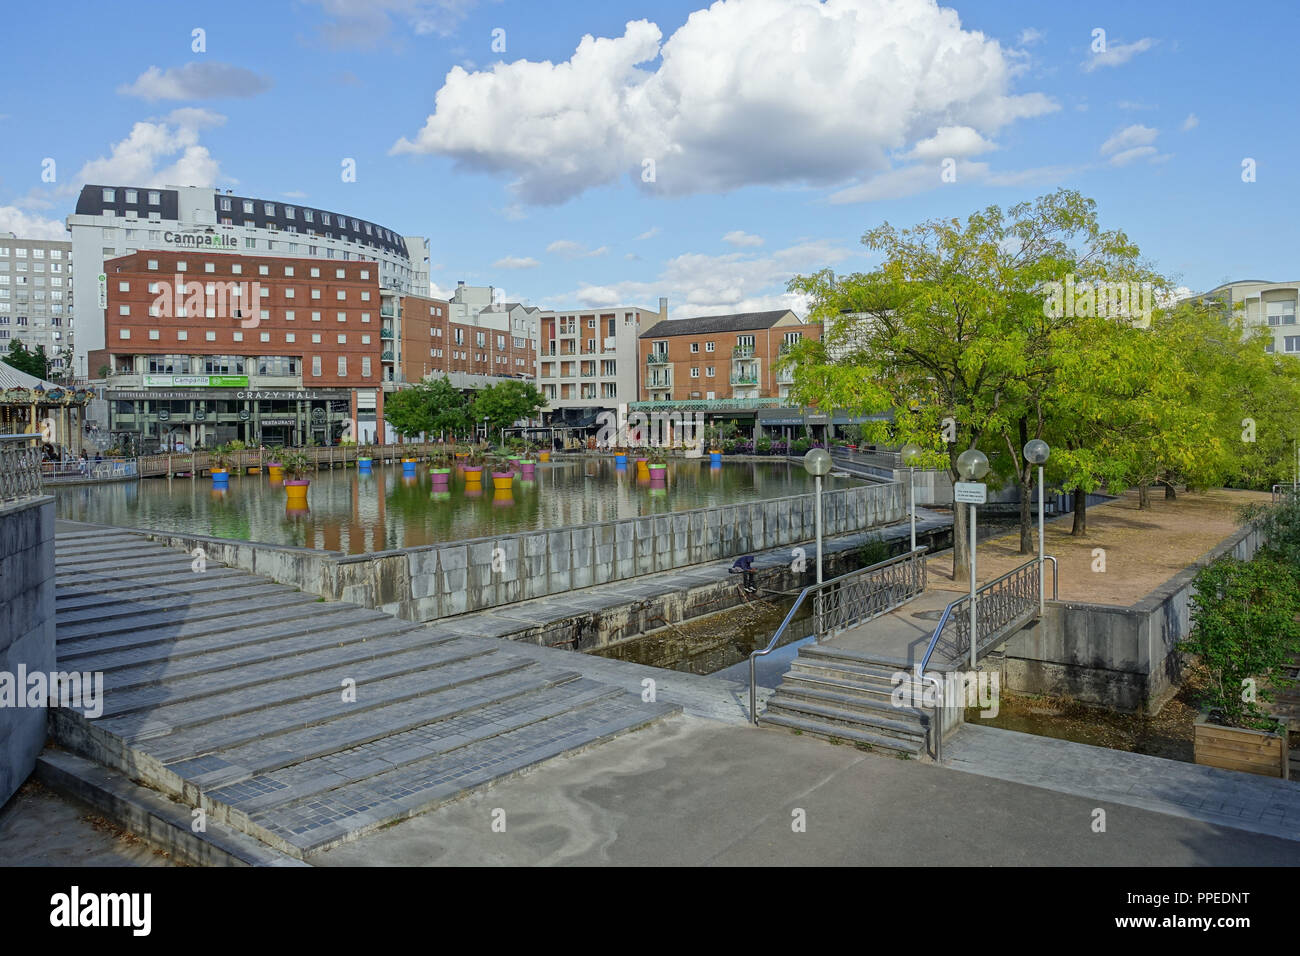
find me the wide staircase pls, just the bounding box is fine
[46,525,677,860]
[759,645,929,757]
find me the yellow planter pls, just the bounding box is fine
[492,473,513,491]
[539,451,551,462]
[267,465,284,480]
[635,460,650,479]
[284,480,310,504]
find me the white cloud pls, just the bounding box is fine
[1082,37,1156,72]
[1181,113,1199,131]
[0,207,66,240]
[492,256,539,269]
[1117,100,1156,111]
[547,240,607,258]
[565,239,853,316]
[393,0,1056,204]
[722,230,764,248]
[305,0,480,48]
[635,227,660,240]
[830,156,1094,203]
[906,125,997,160]
[1018,28,1045,46]
[72,112,228,190]
[1099,124,1166,165]
[282,190,309,198]
[119,63,272,101]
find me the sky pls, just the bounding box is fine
[1,0,1296,316]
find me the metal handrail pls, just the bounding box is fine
[748,547,928,724]
[917,554,1058,762]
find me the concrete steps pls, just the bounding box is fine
[46,530,679,861]
[759,644,933,759]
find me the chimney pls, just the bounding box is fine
[658,296,668,320]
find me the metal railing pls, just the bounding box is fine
[917,555,1057,762]
[1272,483,1299,504]
[0,434,43,501]
[749,547,929,724]
[42,458,139,482]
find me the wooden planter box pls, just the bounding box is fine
[1194,712,1289,779]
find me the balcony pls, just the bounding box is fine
[776,367,795,384]
[381,350,394,362]
[380,305,396,318]
[647,353,670,365]
[730,372,758,386]
[732,345,755,358]
[380,328,394,340]
[646,374,673,388]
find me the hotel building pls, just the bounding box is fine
[1194,279,1300,355]
[67,184,430,385]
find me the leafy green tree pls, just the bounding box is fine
[4,339,48,379]
[1180,555,1300,729]
[470,380,545,437]
[785,189,1152,575]
[384,377,475,440]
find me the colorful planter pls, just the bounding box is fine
[266,463,284,480]
[491,472,514,491]
[492,489,514,507]
[615,454,628,468]
[709,451,722,465]
[635,458,650,479]
[357,457,373,474]
[247,466,261,475]
[284,479,310,505]
[520,460,536,479]
[210,467,229,488]
[431,468,451,488]
[463,465,483,483]
[539,451,551,462]
[649,463,667,486]
[402,457,418,477]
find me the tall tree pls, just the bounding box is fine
[470,380,545,436]
[786,189,1153,577]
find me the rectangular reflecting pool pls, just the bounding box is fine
[55,458,865,554]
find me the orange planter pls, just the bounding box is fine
[284,479,310,504]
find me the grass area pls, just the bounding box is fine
[928,486,1271,606]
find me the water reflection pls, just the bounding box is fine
[55,458,863,555]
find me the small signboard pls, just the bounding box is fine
[954,481,987,504]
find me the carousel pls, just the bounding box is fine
[0,360,93,452]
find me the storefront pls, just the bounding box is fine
[106,386,354,451]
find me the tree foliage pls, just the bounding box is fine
[4,340,48,379]
[470,380,545,435]
[384,377,473,439]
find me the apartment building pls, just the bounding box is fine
[396,292,537,386]
[0,234,74,376]
[92,250,384,448]
[637,310,816,402]
[537,300,667,427]
[1194,279,1300,355]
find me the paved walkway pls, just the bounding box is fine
[946,724,1300,843]
[317,714,1300,866]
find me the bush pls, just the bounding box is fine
[859,534,891,567]
[1241,494,1300,568]
[1179,555,1300,730]
[756,437,773,455]
[792,437,811,455]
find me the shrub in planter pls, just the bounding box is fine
[1179,555,1300,731]
[792,437,811,455]
[755,437,772,455]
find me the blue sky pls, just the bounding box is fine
[2,0,1297,314]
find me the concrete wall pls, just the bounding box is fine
[143,482,904,624]
[1001,522,1264,712]
[0,496,56,807]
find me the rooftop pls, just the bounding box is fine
[639,309,797,339]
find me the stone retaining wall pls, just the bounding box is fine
[0,496,56,807]
[143,482,905,625]
[1000,522,1264,712]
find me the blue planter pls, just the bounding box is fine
[211,471,229,488]
[615,454,628,468]
[710,452,722,465]
[358,458,373,474]
[401,461,417,477]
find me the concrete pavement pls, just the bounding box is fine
[316,715,1299,866]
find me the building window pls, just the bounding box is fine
[337,356,347,376]
[148,329,160,340]
[264,203,276,215]
[232,264,242,275]
[285,310,295,321]
[312,312,321,322]
[690,342,699,353]
[311,289,321,299]
[243,200,254,214]
[118,281,130,292]
[706,366,715,377]
[337,312,347,322]
[690,367,700,378]
[312,333,322,343]
[312,356,322,377]
[118,305,130,316]
[1267,301,1296,326]
[102,188,115,202]
[205,262,215,273]
[147,259,158,270]
[206,331,216,341]
[118,329,130,339]
[361,356,371,377]
[337,334,347,344]
[177,330,188,341]
[1286,336,1300,353]
[285,333,296,343]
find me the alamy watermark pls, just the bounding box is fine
[1040,274,1154,327]
[0,665,104,719]
[150,275,265,328]
[595,403,706,448]
[891,666,999,718]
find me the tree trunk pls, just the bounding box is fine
[951,472,969,582]
[1019,474,1033,554]
[1165,481,1177,500]
[1071,487,1087,536]
[1138,483,1150,510]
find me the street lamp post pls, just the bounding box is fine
[1024,439,1051,615]
[956,448,990,669]
[901,443,923,551]
[804,448,833,584]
